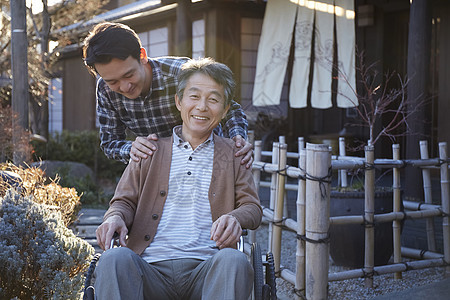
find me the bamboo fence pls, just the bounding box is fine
[250,138,450,299]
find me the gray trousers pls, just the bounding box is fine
[93,247,253,300]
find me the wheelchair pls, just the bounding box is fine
[83,231,277,300]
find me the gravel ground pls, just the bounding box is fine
[252,223,446,299]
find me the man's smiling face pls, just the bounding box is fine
[176,72,230,142]
[95,55,150,99]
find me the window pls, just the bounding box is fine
[49,78,63,133]
[139,27,169,57]
[192,19,205,58]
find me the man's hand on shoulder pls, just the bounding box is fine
[210,214,242,249]
[130,133,158,162]
[96,215,128,251]
[232,135,253,169]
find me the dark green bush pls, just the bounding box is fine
[0,190,94,299]
[53,165,109,208]
[32,130,125,180]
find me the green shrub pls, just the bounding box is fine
[32,130,126,180]
[0,190,94,299]
[53,165,109,208]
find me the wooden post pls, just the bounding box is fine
[339,137,348,188]
[251,140,262,245]
[175,0,192,57]
[268,142,279,252]
[439,142,450,277]
[305,143,331,300]
[392,144,402,279]
[420,140,437,251]
[295,140,306,299]
[11,0,29,165]
[364,145,375,288]
[405,0,431,202]
[272,143,287,274]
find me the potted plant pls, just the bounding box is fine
[329,52,426,268]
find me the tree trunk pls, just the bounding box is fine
[405,0,431,202]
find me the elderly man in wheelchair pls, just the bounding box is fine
[89,57,263,300]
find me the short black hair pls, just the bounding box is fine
[83,22,142,76]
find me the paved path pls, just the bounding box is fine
[71,208,106,253]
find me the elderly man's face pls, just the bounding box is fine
[175,72,230,141]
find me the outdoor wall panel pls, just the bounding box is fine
[62,56,96,131]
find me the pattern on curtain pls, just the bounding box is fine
[253,0,357,109]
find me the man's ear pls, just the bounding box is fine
[140,48,147,63]
[175,94,182,112]
[222,104,231,119]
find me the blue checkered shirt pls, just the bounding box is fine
[96,56,248,163]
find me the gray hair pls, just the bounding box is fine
[176,57,235,107]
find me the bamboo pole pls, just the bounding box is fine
[251,140,262,245]
[420,140,437,252]
[439,142,450,277]
[272,143,287,274]
[401,247,444,259]
[329,209,443,226]
[268,142,279,252]
[328,258,446,282]
[254,158,445,176]
[295,140,306,299]
[392,144,402,279]
[279,137,290,220]
[305,143,331,300]
[339,137,348,188]
[364,145,375,288]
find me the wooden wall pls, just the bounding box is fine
[62,55,96,131]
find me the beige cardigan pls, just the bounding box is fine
[103,134,262,254]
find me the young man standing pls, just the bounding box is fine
[83,22,253,167]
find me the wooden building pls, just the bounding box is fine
[53,0,450,161]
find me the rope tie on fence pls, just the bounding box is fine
[419,249,427,259]
[438,158,449,166]
[305,167,332,200]
[276,166,290,176]
[272,217,287,227]
[417,202,425,211]
[293,288,306,299]
[275,266,285,277]
[261,163,268,173]
[363,162,375,170]
[296,234,330,244]
[361,269,377,279]
[437,207,450,217]
[362,215,375,228]
[297,167,307,181]
[400,211,411,221]
[401,262,412,271]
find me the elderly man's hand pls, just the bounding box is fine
[210,214,242,249]
[96,215,128,250]
[130,133,158,162]
[233,135,253,169]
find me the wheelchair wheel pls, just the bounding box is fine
[83,253,101,300]
[251,243,264,300]
[265,252,277,300]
